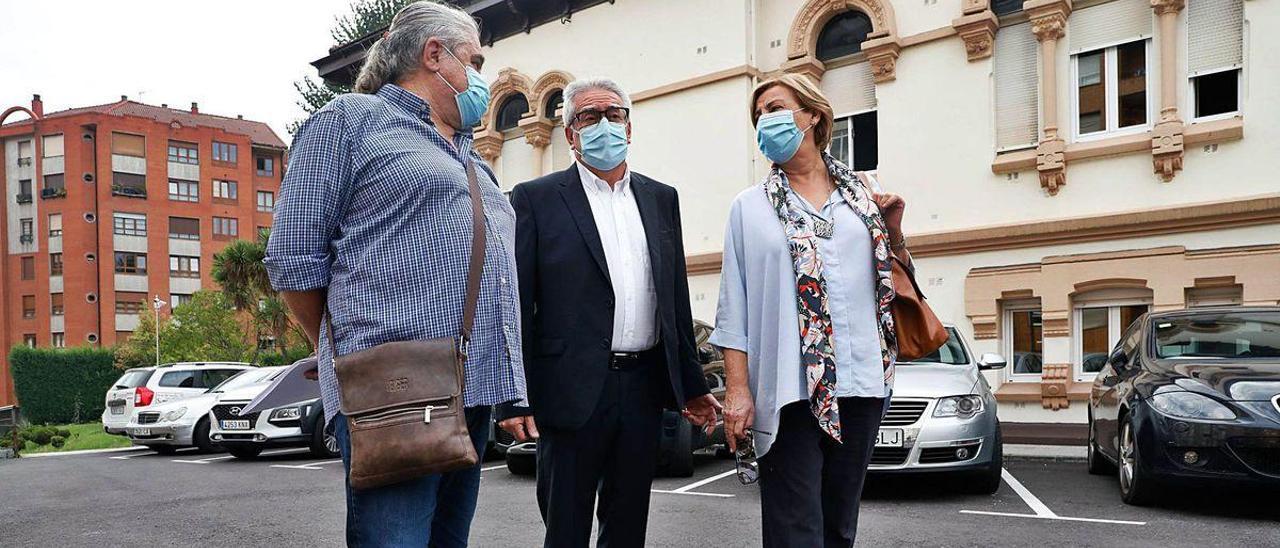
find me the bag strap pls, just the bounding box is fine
[324,159,487,359]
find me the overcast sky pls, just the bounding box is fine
[0,0,357,142]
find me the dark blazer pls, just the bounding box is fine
[495,165,709,431]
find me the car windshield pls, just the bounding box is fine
[208,368,278,393]
[1154,311,1280,359]
[901,327,969,365]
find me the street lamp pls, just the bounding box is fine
[153,295,167,366]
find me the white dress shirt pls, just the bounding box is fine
[577,161,658,352]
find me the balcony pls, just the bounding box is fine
[41,187,66,200]
[19,234,33,245]
[16,193,32,204]
[17,157,32,167]
[112,185,147,199]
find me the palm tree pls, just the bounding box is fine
[212,239,271,311]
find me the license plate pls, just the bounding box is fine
[221,420,251,430]
[110,406,125,415]
[134,428,151,436]
[875,428,903,448]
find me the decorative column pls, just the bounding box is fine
[1150,0,1186,181]
[472,127,503,166]
[862,34,902,83]
[952,0,999,62]
[1027,0,1072,195]
[519,116,553,177]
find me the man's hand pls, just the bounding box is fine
[681,394,722,435]
[499,415,540,443]
[722,387,755,453]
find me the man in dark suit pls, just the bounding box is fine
[496,78,719,548]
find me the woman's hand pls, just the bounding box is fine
[722,385,755,453]
[872,192,906,241]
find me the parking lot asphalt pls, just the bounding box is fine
[1,447,1276,547]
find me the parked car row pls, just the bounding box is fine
[101,362,338,460]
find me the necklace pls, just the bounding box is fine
[809,212,834,239]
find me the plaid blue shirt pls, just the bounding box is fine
[265,84,526,423]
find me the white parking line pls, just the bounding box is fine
[172,455,238,464]
[651,489,735,498]
[651,468,738,498]
[958,510,1147,526]
[26,446,147,458]
[270,459,343,470]
[480,464,506,472]
[958,468,1146,526]
[107,447,197,460]
[1000,468,1056,517]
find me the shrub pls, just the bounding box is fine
[49,435,66,448]
[10,346,120,425]
[29,427,54,446]
[57,428,71,439]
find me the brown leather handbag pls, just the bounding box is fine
[889,253,948,362]
[329,160,486,491]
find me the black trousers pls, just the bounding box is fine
[758,397,887,548]
[536,352,665,548]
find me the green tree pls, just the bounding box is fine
[114,292,254,369]
[289,0,418,134]
[212,233,312,362]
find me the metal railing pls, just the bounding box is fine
[41,187,66,199]
[15,193,32,204]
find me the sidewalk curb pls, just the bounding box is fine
[1003,443,1087,462]
[21,446,147,458]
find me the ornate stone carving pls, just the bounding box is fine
[962,0,988,15]
[1151,118,1185,182]
[472,128,503,164]
[1150,0,1185,16]
[971,315,998,340]
[787,0,898,61]
[484,68,534,130]
[1036,138,1067,195]
[952,11,999,62]
[1040,363,1071,410]
[863,36,901,83]
[1030,12,1067,42]
[781,55,827,80]
[519,117,553,148]
[530,70,574,120]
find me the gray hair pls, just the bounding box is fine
[353,1,479,94]
[562,78,632,126]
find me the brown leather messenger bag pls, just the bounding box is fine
[327,160,486,491]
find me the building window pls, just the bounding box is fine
[829,112,877,171]
[255,156,274,177]
[23,334,36,348]
[1073,302,1150,380]
[114,252,147,274]
[110,132,145,157]
[52,333,65,348]
[171,293,193,309]
[256,190,275,212]
[544,90,564,121]
[1188,0,1243,121]
[50,253,63,276]
[496,94,529,131]
[113,213,147,237]
[992,0,1023,15]
[169,217,200,240]
[19,218,33,244]
[51,293,64,316]
[22,295,35,319]
[112,172,146,198]
[212,141,238,164]
[169,255,200,278]
[213,216,238,238]
[17,140,32,166]
[43,173,66,194]
[167,141,198,164]
[21,256,34,280]
[1073,40,1149,137]
[168,179,198,202]
[116,292,146,314]
[43,134,64,158]
[815,10,873,61]
[48,213,62,237]
[17,179,32,202]
[213,179,237,200]
[1004,305,1044,379]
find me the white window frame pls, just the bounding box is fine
[1071,298,1150,382]
[1003,303,1045,382]
[828,108,877,172]
[1070,39,1154,142]
[213,179,237,200]
[1187,66,1243,123]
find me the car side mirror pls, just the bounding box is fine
[977,353,1007,370]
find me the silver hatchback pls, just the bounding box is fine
[868,325,1007,493]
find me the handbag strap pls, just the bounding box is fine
[324,159,487,359]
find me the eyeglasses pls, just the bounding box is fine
[572,106,630,127]
[734,428,772,485]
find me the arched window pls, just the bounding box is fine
[495,94,530,131]
[544,90,564,121]
[816,10,874,61]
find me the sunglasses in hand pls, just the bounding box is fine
[733,428,772,485]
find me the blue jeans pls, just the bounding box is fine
[334,406,492,548]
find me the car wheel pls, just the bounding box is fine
[968,427,1003,495]
[657,417,695,478]
[193,417,221,454]
[506,453,536,476]
[1118,416,1159,506]
[147,444,178,455]
[309,416,340,458]
[1087,409,1116,476]
[227,446,263,460]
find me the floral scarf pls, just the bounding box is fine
[762,152,898,442]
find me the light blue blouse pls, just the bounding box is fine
[709,185,887,457]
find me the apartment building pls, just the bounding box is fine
[312,0,1278,436]
[0,95,286,406]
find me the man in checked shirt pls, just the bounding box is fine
[264,2,525,546]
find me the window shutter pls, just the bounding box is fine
[821,61,877,115]
[1188,0,1243,75]
[994,22,1040,150]
[43,135,64,157]
[111,132,146,157]
[1069,0,1153,53]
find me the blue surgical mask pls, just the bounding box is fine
[437,48,490,128]
[755,109,809,164]
[573,119,629,171]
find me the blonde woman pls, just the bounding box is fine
[710,74,911,547]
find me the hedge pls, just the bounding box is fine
[10,346,121,425]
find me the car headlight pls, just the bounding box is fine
[270,407,302,421]
[163,407,188,422]
[1148,390,1236,421]
[933,395,984,419]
